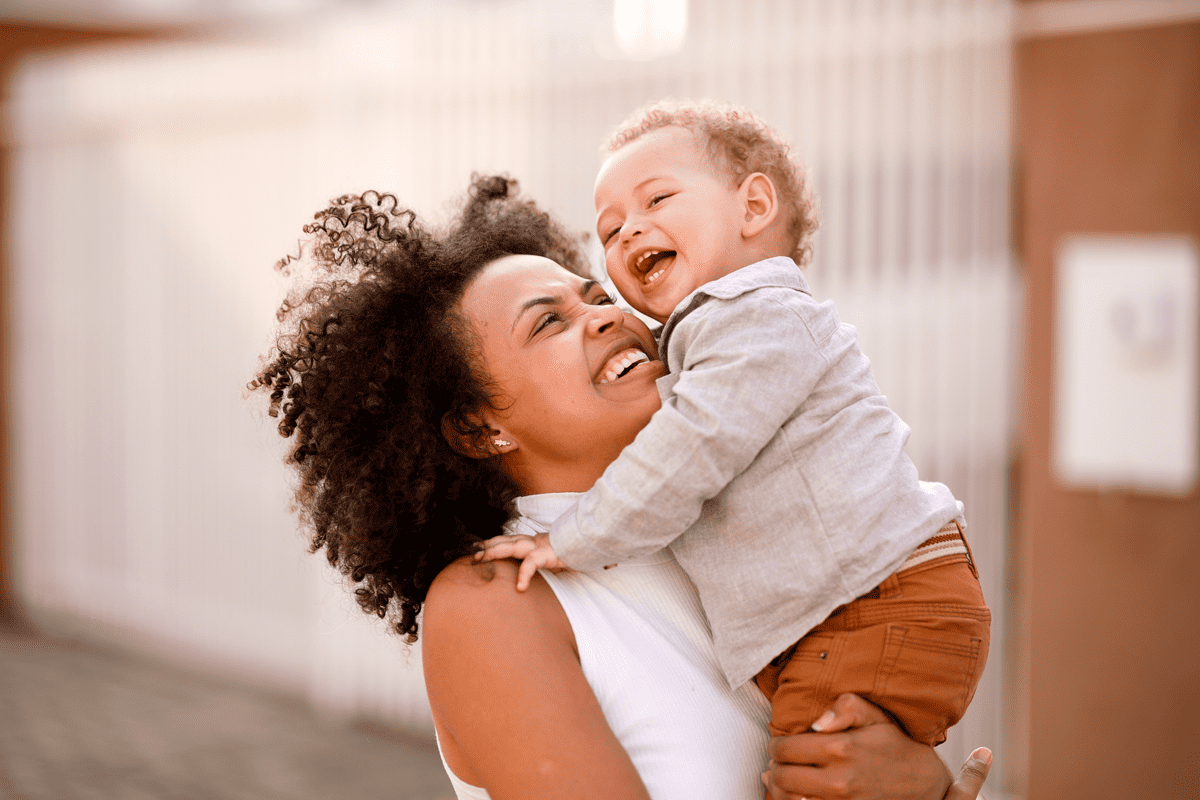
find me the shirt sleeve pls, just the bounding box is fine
[549,291,831,570]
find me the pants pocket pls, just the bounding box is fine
[765,633,843,737]
[871,622,986,745]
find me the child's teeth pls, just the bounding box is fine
[636,250,660,270]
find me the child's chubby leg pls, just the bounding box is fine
[755,522,991,747]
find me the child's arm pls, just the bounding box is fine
[550,293,828,570]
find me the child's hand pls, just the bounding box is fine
[475,532,567,591]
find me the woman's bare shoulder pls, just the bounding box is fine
[422,556,580,740]
[426,555,535,608]
[423,556,572,645]
[423,557,649,800]
[429,554,520,592]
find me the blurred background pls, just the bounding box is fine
[0,1,1196,798]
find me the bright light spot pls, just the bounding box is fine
[613,0,687,60]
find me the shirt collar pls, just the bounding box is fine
[512,492,582,532]
[685,255,809,303]
[664,256,810,328]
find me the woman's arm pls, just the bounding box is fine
[764,694,991,800]
[422,558,652,800]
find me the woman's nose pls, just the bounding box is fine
[585,302,626,336]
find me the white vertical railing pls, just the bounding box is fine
[6,0,1017,768]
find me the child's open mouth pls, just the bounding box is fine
[634,249,676,286]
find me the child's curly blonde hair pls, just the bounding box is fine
[604,99,817,268]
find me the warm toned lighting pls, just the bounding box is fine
[613,0,687,60]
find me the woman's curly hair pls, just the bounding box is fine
[250,174,590,641]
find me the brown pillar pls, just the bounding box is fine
[1015,16,1200,799]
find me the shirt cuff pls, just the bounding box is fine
[548,504,620,572]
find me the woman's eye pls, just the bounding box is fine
[534,312,562,333]
[594,294,617,305]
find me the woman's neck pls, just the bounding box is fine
[505,452,608,496]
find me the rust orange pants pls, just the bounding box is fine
[754,523,991,746]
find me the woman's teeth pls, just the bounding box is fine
[599,348,650,384]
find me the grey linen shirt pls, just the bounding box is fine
[548,257,961,688]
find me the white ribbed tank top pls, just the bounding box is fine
[438,493,770,800]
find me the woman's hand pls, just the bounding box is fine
[946,749,992,800]
[763,694,992,800]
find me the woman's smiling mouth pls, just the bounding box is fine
[598,347,651,384]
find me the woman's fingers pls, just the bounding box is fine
[946,748,992,800]
[809,692,891,733]
[763,761,832,800]
[768,730,832,769]
[766,694,891,770]
[768,711,959,800]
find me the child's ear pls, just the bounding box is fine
[738,172,780,238]
[441,410,517,459]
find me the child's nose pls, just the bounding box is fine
[620,216,646,243]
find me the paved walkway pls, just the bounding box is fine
[0,618,454,800]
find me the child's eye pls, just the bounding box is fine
[602,226,621,245]
[648,193,671,207]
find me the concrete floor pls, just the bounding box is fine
[0,617,454,800]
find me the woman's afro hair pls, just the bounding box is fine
[250,174,590,641]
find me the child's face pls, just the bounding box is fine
[594,126,751,323]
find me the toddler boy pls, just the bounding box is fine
[482,100,990,750]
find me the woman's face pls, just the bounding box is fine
[458,254,667,494]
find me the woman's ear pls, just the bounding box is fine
[441,411,516,459]
[738,172,780,238]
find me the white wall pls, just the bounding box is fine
[4,0,1018,766]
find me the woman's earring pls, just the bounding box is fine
[493,438,511,448]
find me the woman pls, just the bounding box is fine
[252,176,991,800]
